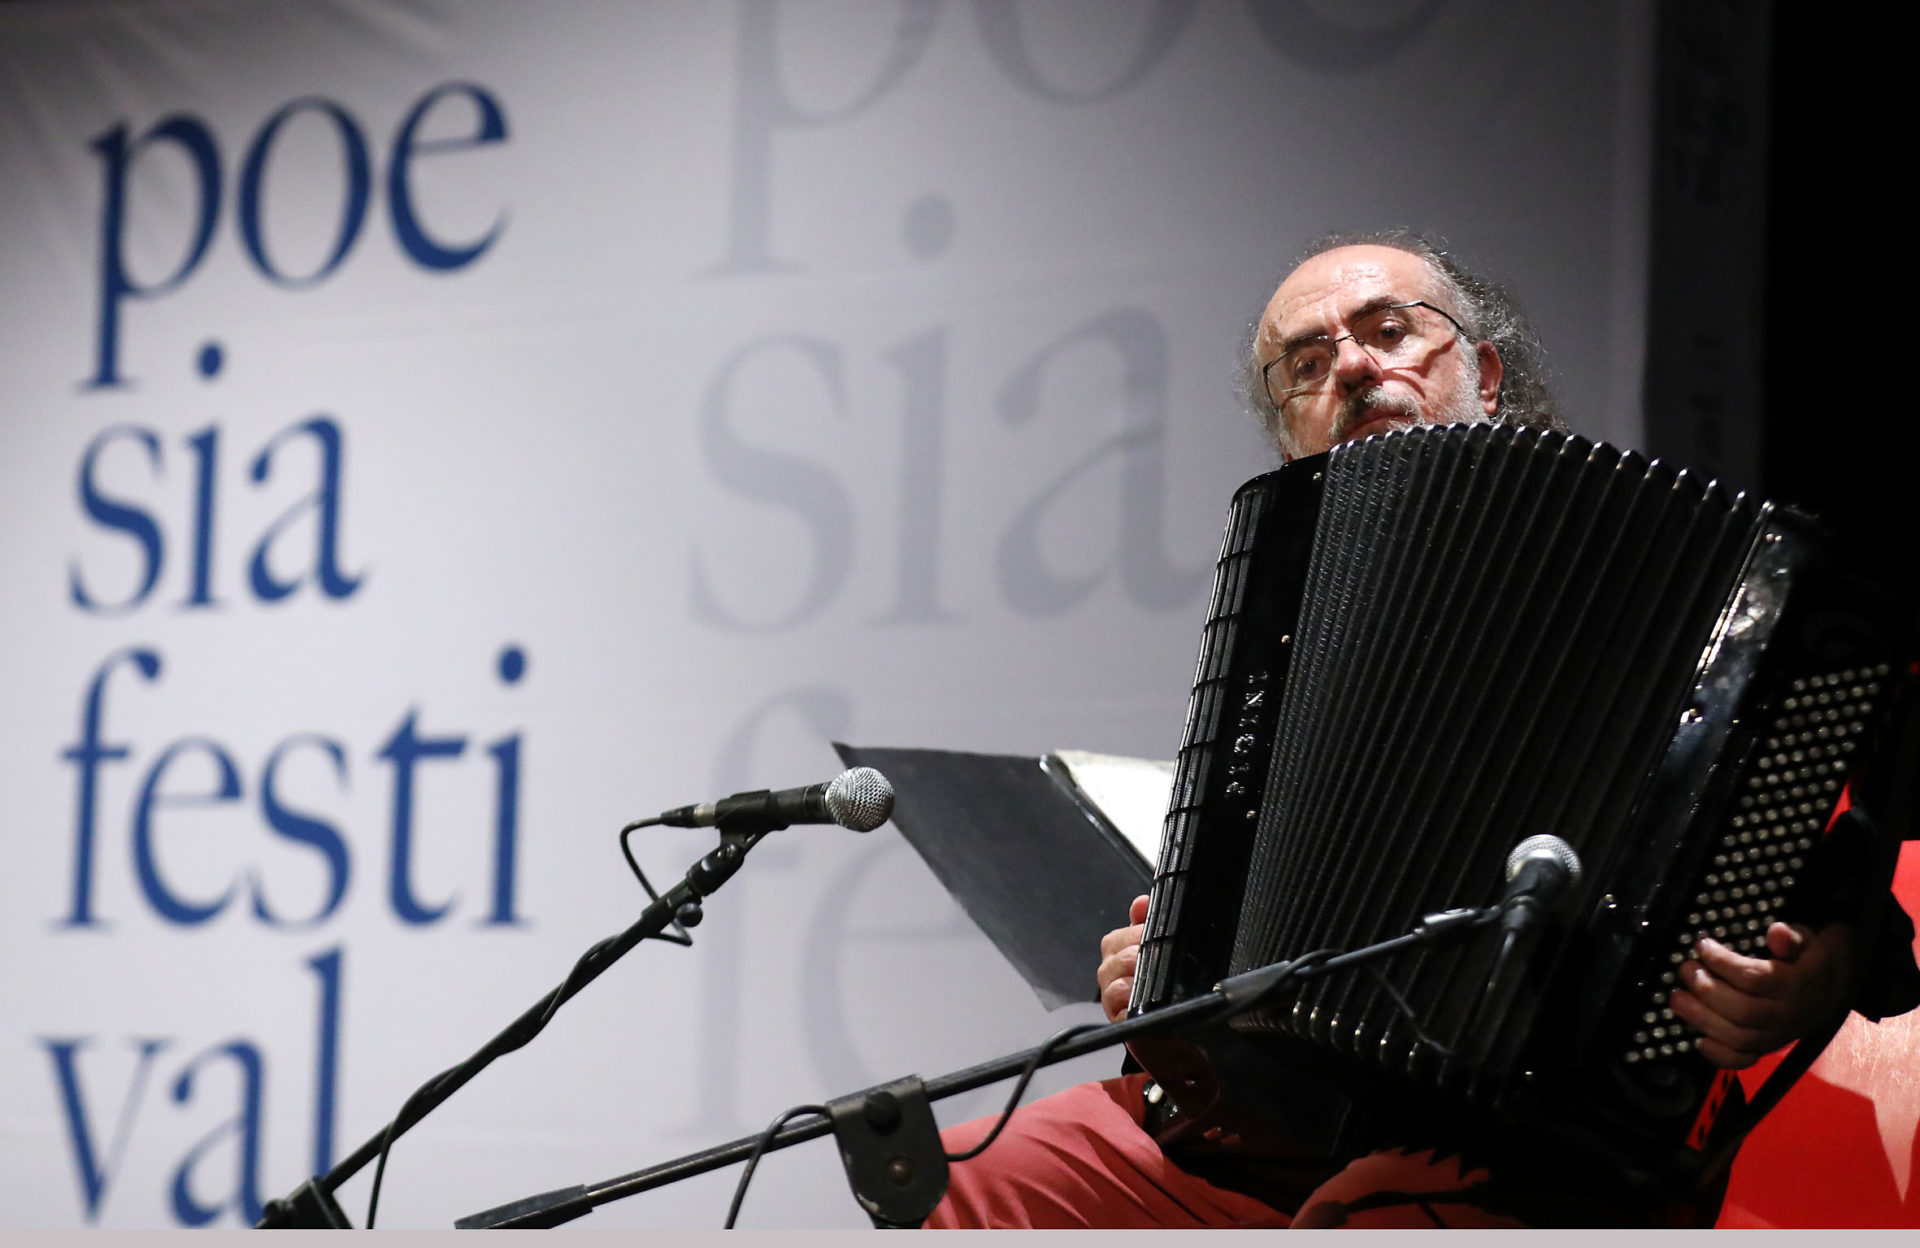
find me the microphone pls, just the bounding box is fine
[657,767,894,833]
[1499,833,1582,932]
[1458,835,1585,1066]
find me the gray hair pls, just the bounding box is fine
[1244,228,1566,448]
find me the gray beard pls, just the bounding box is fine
[1330,382,1491,445]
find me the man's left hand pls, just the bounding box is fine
[1668,921,1855,1068]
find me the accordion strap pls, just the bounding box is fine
[1697,1004,1846,1187]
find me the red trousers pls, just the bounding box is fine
[928,1074,1527,1229]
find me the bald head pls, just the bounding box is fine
[1253,244,1502,461]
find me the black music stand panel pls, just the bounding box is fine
[833,743,1153,1010]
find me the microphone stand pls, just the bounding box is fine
[256,825,775,1229]
[456,905,1502,1229]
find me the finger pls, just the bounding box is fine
[1691,1032,1761,1070]
[1669,982,1774,1060]
[1691,937,1792,998]
[1101,974,1132,1023]
[1673,959,1790,1030]
[1100,923,1145,959]
[1765,922,1810,962]
[1096,944,1139,993]
[1129,894,1150,925]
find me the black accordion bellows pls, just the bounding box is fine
[1133,423,1904,1166]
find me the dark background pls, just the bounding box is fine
[1646,1,1912,623]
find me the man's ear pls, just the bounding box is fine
[1476,341,1504,415]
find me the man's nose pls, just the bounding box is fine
[1329,336,1379,392]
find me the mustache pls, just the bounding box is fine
[1330,387,1422,443]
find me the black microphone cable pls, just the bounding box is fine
[363,916,640,1227]
[726,1103,831,1228]
[721,1020,1108,1227]
[942,1021,1109,1163]
[619,815,694,947]
[365,773,891,1224]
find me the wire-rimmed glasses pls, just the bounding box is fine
[1262,301,1471,407]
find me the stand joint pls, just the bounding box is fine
[827,1075,949,1228]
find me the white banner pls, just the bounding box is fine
[0,0,1649,1227]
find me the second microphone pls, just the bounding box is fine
[656,767,895,833]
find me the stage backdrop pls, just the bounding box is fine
[0,0,1663,1228]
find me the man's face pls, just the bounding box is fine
[1255,245,1502,459]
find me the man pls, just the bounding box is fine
[1166,232,1856,1069]
[926,230,1905,1228]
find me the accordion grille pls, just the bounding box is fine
[1226,424,1759,1077]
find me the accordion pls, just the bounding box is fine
[1130,423,1908,1185]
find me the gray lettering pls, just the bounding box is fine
[709,0,944,275]
[994,308,1207,615]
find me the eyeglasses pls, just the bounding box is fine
[1261,301,1471,406]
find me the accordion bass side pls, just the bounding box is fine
[1130,423,1909,1182]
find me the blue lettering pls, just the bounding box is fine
[377,710,467,924]
[253,735,352,927]
[479,647,527,926]
[133,737,244,925]
[59,647,163,927]
[482,735,522,927]
[43,949,344,1226]
[168,1040,266,1226]
[70,426,166,614]
[246,416,365,602]
[236,98,371,287]
[183,425,220,608]
[388,82,508,271]
[307,948,343,1177]
[41,1036,170,1221]
[87,115,221,388]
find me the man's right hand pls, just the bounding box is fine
[1098,894,1151,1023]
